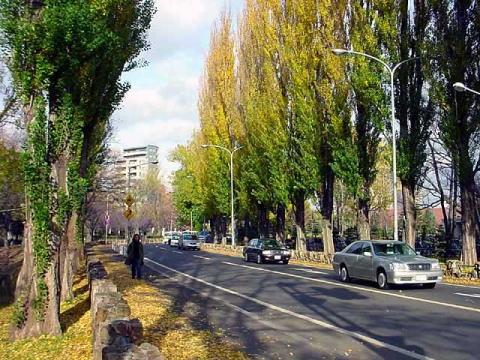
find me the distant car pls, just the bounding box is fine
[243,239,291,264]
[169,234,180,247]
[178,232,200,250]
[198,231,212,243]
[332,240,443,289]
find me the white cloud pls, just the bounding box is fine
[113,0,244,178]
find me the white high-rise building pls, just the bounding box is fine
[116,145,159,185]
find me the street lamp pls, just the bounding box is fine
[333,48,420,242]
[201,144,243,247]
[453,82,480,96]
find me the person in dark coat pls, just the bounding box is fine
[126,234,144,279]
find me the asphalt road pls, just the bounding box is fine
[138,243,480,360]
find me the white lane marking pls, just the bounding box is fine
[293,267,328,275]
[193,255,212,260]
[145,257,434,360]
[222,261,480,314]
[455,293,480,298]
[149,265,353,356]
[173,251,183,254]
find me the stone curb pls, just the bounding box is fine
[85,245,163,360]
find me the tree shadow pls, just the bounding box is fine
[60,296,90,332]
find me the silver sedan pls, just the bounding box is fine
[332,240,443,289]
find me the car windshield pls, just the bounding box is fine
[373,243,416,256]
[262,239,282,249]
[184,234,197,240]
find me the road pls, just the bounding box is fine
[138,243,479,360]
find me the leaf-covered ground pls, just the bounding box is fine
[96,248,250,360]
[0,269,92,360]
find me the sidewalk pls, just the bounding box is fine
[94,246,249,360]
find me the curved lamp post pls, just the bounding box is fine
[453,82,480,96]
[201,144,243,247]
[333,48,420,242]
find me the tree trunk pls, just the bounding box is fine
[357,198,371,240]
[60,212,79,301]
[402,181,416,248]
[459,180,478,264]
[294,192,306,251]
[243,213,250,243]
[275,204,286,244]
[321,218,335,258]
[12,100,61,339]
[258,204,269,239]
[12,220,61,339]
[319,166,335,258]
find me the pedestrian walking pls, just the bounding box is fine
[125,234,144,279]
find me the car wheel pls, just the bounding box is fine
[256,254,263,264]
[377,271,389,289]
[282,260,289,265]
[423,283,436,289]
[244,253,249,262]
[340,265,350,283]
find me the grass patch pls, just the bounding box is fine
[0,268,92,360]
[96,248,250,360]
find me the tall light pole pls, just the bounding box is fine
[333,48,420,242]
[201,144,243,247]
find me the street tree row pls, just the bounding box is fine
[172,0,479,264]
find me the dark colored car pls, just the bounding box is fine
[198,231,212,243]
[243,238,291,264]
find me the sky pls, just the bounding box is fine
[112,0,244,180]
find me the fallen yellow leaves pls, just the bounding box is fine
[96,248,250,360]
[0,269,92,360]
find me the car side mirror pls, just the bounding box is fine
[364,251,372,257]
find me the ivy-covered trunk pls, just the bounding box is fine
[402,181,416,248]
[13,104,62,339]
[13,217,62,339]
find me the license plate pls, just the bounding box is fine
[274,255,281,260]
[416,275,427,281]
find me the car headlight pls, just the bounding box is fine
[390,263,409,271]
[431,262,440,270]
[282,250,290,255]
[262,250,273,256]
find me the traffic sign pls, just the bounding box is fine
[124,194,135,207]
[123,208,136,220]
